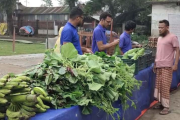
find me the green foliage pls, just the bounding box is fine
[84,0,151,31]
[42,0,53,7]
[131,33,148,44]
[0,0,16,14]
[0,0,16,34]
[57,0,78,10]
[0,41,45,56]
[25,43,141,120]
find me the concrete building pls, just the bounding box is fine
[149,0,180,43]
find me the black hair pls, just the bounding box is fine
[99,12,112,21]
[159,20,169,26]
[69,7,84,19]
[125,20,136,31]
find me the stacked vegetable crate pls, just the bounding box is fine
[118,50,153,75]
[144,50,153,67]
[118,55,145,75]
[147,37,157,56]
[148,37,158,48]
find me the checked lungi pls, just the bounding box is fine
[154,67,173,108]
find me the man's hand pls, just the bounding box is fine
[172,65,178,71]
[113,32,118,37]
[136,44,142,48]
[113,39,119,45]
[85,48,93,54]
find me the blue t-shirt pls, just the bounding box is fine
[92,24,107,53]
[60,22,82,55]
[119,32,132,54]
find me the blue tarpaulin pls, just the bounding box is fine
[30,61,180,120]
[19,26,34,35]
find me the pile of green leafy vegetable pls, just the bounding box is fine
[122,48,145,60]
[25,43,141,120]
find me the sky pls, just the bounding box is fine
[19,0,90,7]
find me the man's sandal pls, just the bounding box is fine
[153,104,163,109]
[159,108,171,115]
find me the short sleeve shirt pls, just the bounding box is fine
[60,22,82,55]
[155,33,179,67]
[119,32,132,54]
[92,24,107,53]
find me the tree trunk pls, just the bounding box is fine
[6,11,13,36]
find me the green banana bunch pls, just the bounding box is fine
[0,74,53,120]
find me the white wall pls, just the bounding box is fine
[151,3,180,37]
[45,36,58,49]
[38,29,54,35]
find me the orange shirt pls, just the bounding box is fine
[155,33,179,68]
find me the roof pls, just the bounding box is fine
[20,7,69,15]
[148,0,180,4]
[17,2,70,15]
[91,16,99,21]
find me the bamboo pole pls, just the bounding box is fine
[110,19,113,42]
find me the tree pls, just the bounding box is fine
[0,0,16,35]
[57,0,78,11]
[42,0,53,7]
[84,0,152,35]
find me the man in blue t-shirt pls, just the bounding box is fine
[60,7,92,55]
[119,20,142,55]
[92,12,119,53]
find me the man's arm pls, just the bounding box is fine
[172,47,180,71]
[63,42,92,53]
[97,39,119,51]
[81,47,93,53]
[132,44,142,48]
[63,42,68,45]
[119,47,124,55]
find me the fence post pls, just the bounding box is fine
[35,20,39,35]
[46,18,49,49]
[20,19,23,28]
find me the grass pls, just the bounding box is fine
[0,41,46,56]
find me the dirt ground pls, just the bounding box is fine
[139,87,180,120]
[0,54,44,78]
[0,54,180,120]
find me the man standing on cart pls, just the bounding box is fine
[60,7,92,54]
[153,20,179,115]
[92,12,119,53]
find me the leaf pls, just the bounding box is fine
[104,72,111,81]
[67,74,78,84]
[72,69,78,77]
[61,43,78,59]
[37,69,44,78]
[78,97,93,106]
[59,67,66,75]
[97,74,106,81]
[53,73,59,83]
[131,101,136,109]
[82,106,91,115]
[87,60,101,73]
[86,74,93,81]
[111,73,117,80]
[53,85,63,92]
[116,79,125,87]
[45,74,53,85]
[50,59,58,66]
[88,82,103,91]
[88,54,100,61]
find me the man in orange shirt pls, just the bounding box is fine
[153,20,179,115]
